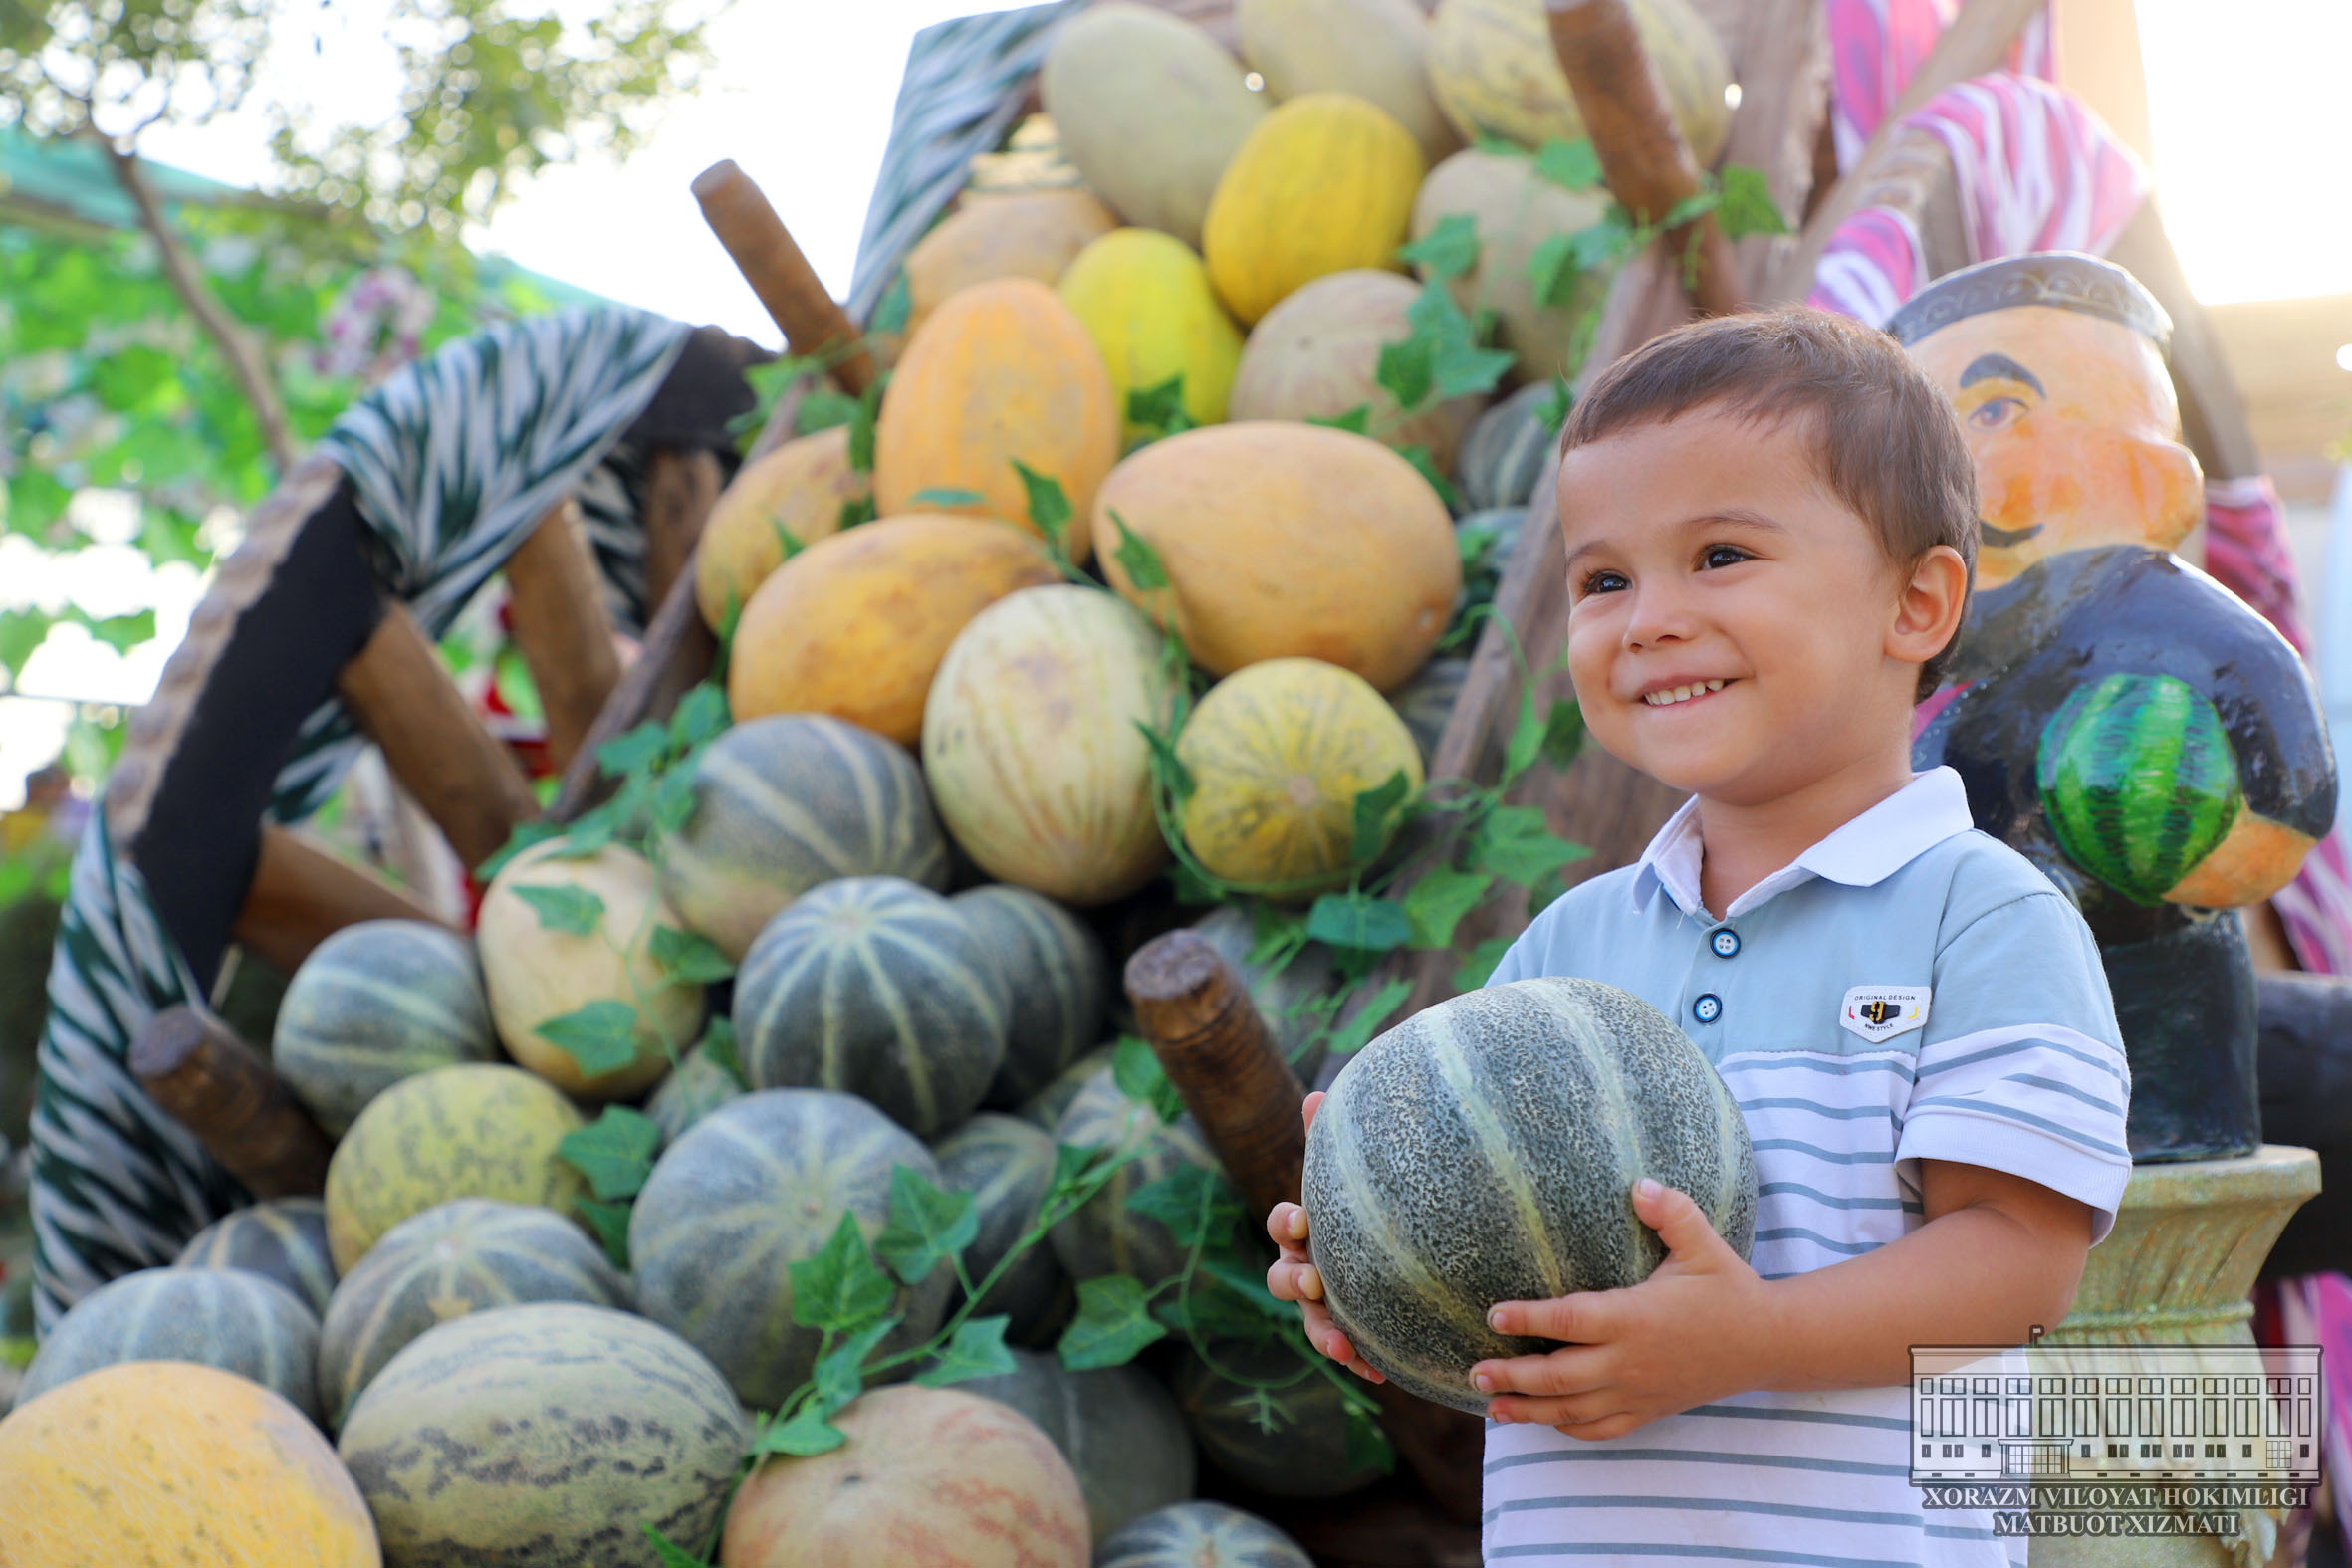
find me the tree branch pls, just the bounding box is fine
[96,134,300,474]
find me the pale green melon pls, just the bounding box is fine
[174,1196,337,1316]
[1098,1503,1313,1568]
[20,1267,321,1420]
[1049,1068,1222,1287]
[1172,1338,1383,1497]
[1459,379,1557,510]
[1019,1044,1115,1132]
[960,1347,1196,1544]
[646,1046,746,1147]
[1408,146,1614,385]
[274,919,497,1137]
[932,1112,1068,1345]
[953,884,1110,1107]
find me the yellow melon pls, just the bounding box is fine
[1041,3,1271,248]
[1410,146,1614,385]
[1092,421,1457,692]
[695,426,868,631]
[903,188,1120,342]
[1058,228,1244,442]
[729,513,1062,746]
[1228,268,1484,472]
[872,277,1119,562]
[0,1361,380,1566]
[1238,0,1461,164]
[1426,0,1732,169]
[476,840,704,1100]
[1203,92,1427,327]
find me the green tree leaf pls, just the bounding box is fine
[750,1404,847,1458]
[1453,935,1518,992]
[78,608,155,655]
[1012,459,1072,555]
[1403,868,1495,950]
[1533,137,1603,190]
[1111,1033,1185,1125]
[1568,209,1639,272]
[1125,373,1195,438]
[788,1213,896,1333]
[812,1312,902,1417]
[1468,805,1592,887]
[650,764,700,837]
[1058,1274,1169,1371]
[1397,213,1480,279]
[1538,376,1573,436]
[910,487,985,508]
[870,271,913,336]
[874,1164,979,1287]
[1349,770,1414,866]
[1374,336,1435,412]
[533,1002,640,1077]
[1108,509,1171,591]
[1324,977,1412,1057]
[595,720,669,781]
[650,925,734,986]
[1133,718,1195,808]
[1124,1164,1244,1250]
[668,683,731,750]
[1716,164,1789,240]
[0,609,51,679]
[1305,404,1373,435]
[1405,282,1515,401]
[836,494,877,531]
[512,883,604,936]
[1527,231,1579,310]
[1539,698,1586,771]
[847,377,884,473]
[576,1196,633,1270]
[558,1106,661,1201]
[1660,187,1720,230]
[916,1315,1019,1388]
[798,387,862,435]
[1303,892,1413,955]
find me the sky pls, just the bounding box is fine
[4,0,2352,806]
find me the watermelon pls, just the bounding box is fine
[273,918,497,1137]
[735,875,1009,1138]
[339,1301,747,1568]
[1020,1044,1114,1132]
[960,1347,1196,1544]
[174,1196,339,1315]
[630,1089,953,1411]
[1460,380,1557,511]
[953,884,1111,1107]
[1097,1503,1314,1568]
[652,713,952,962]
[18,1266,322,1420]
[1049,1067,1223,1287]
[318,1198,630,1428]
[1171,1338,1382,1497]
[2036,672,2243,906]
[1304,977,1757,1413]
[647,1046,747,1147]
[932,1112,1069,1345]
[1192,905,1342,1081]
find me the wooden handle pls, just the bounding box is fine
[502,498,622,772]
[1546,0,1744,317]
[549,551,718,822]
[692,159,875,395]
[232,822,456,975]
[129,1005,333,1198]
[641,446,724,618]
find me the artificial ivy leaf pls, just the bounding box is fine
[1246,903,1309,969]
[1156,1273,1288,1342]
[1537,376,1572,436]
[875,1164,979,1286]
[1305,404,1373,436]
[1126,374,1195,437]
[1012,459,1072,554]
[916,1315,1019,1388]
[797,387,861,435]
[1303,892,1414,955]
[846,376,885,473]
[1397,212,1480,279]
[1568,209,1638,272]
[1402,868,1496,950]
[1049,1141,1111,1204]
[1453,934,1518,992]
[1532,137,1603,191]
[1195,1252,1296,1322]
[576,1196,633,1270]
[836,494,877,530]
[768,519,807,566]
[645,1525,708,1567]
[1539,698,1586,771]
[668,683,731,751]
[1469,805,1592,887]
[1125,1164,1244,1250]
[1111,1033,1185,1125]
[1473,130,1528,158]
[789,1213,897,1332]
[700,1014,749,1090]
[1324,977,1413,1058]
[1108,509,1171,591]
[533,1002,640,1077]
[649,763,701,838]
[1343,1397,1398,1474]
[1405,283,1515,402]
[1716,163,1789,239]
[1374,336,1434,413]
[538,803,617,861]
[750,1404,847,1458]
[1170,861,1223,907]
[513,883,604,937]
[475,818,567,882]
[1393,444,1463,511]
[870,271,913,336]
[1133,719,1196,807]
[910,487,986,508]
[1503,686,1547,785]
[1349,770,1414,867]
[651,925,735,986]
[812,1312,903,1416]
[1659,186,1720,230]
[1526,231,1578,310]
[596,720,669,781]
[558,1106,662,1201]
[1058,1274,1169,1371]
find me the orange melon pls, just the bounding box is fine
[696,427,868,632]
[1091,421,1457,692]
[872,278,1119,563]
[729,514,1062,746]
[903,188,1120,342]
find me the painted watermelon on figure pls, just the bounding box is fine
[1097,1503,1313,1568]
[273,919,497,1138]
[630,1089,953,1412]
[1303,977,1757,1414]
[735,875,1008,1138]
[18,1266,323,1420]
[960,1348,1196,1545]
[339,1302,747,1568]
[652,713,952,961]
[2036,672,2242,906]
[175,1195,339,1315]
[953,884,1111,1106]
[932,1113,1069,1344]
[646,1045,747,1147]
[1172,1338,1383,1498]
[1049,1066,1224,1287]
[318,1199,630,1428]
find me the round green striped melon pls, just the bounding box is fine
[1459,380,1557,511]
[960,1347,1195,1544]
[1020,1044,1114,1131]
[273,918,495,1138]
[174,1196,338,1315]
[339,1301,747,1568]
[2036,672,2242,906]
[932,1112,1069,1344]
[953,884,1111,1107]
[1171,1338,1382,1498]
[735,875,1009,1139]
[318,1198,630,1428]
[19,1266,321,1419]
[323,1062,588,1273]
[1193,905,1340,1081]
[652,713,951,961]
[1388,654,1469,766]
[629,1089,953,1412]
[647,1046,747,1147]
[1049,1067,1223,1287]
[1097,1503,1313,1568]
[1303,977,1757,1413]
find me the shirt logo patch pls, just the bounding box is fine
[1841,986,1930,1043]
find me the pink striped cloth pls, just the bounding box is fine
[1823,0,2052,172]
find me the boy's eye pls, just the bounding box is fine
[1700,545,1751,569]
[1969,396,2025,433]
[1580,569,1629,595]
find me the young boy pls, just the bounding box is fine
[1268,308,2132,1566]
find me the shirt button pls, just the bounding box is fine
[1710,929,1740,959]
[1693,994,1723,1025]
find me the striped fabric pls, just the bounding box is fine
[1824,0,2052,175]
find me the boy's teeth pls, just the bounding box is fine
[1644,679,1727,707]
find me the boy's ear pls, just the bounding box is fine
[1889,545,1969,670]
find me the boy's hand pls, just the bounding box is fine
[1472,1176,1772,1439]
[1264,1091,1385,1385]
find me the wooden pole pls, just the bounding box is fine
[692,160,876,395]
[231,822,455,975]
[641,447,724,618]
[129,1005,333,1198]
[502,498,623,773]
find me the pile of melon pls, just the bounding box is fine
[0,0,1748,1562]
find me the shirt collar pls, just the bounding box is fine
[1631,766,1976,921]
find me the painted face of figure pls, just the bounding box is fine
[1905,307,2203,588]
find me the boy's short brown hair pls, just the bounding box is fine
[1558,306,1979,699]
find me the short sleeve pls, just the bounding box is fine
[1893,889,2133,1247]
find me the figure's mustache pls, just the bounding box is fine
[1979,520,2044,548]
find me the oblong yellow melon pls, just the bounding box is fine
[1178,657,1425,892]
[1410,146,1614,385]
[1058,228,1244,441]
[1427,0,1731,167]
[872,277,1119,562]
[729,514,1062,746]
[1203,92,1426,327]
[696,426,868,631]
[1228,268,1484,472]
[1041,3,1270,248]
[1238,0,1461,164]
[923,584,1180,906]
[1091,422,1457,692]
[903,188,1120,342]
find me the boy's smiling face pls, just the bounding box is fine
[1557,405,1951,808]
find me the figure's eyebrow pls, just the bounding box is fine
[1959,352,2043,395]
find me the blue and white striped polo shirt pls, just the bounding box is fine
[1482,766,2131,1568]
